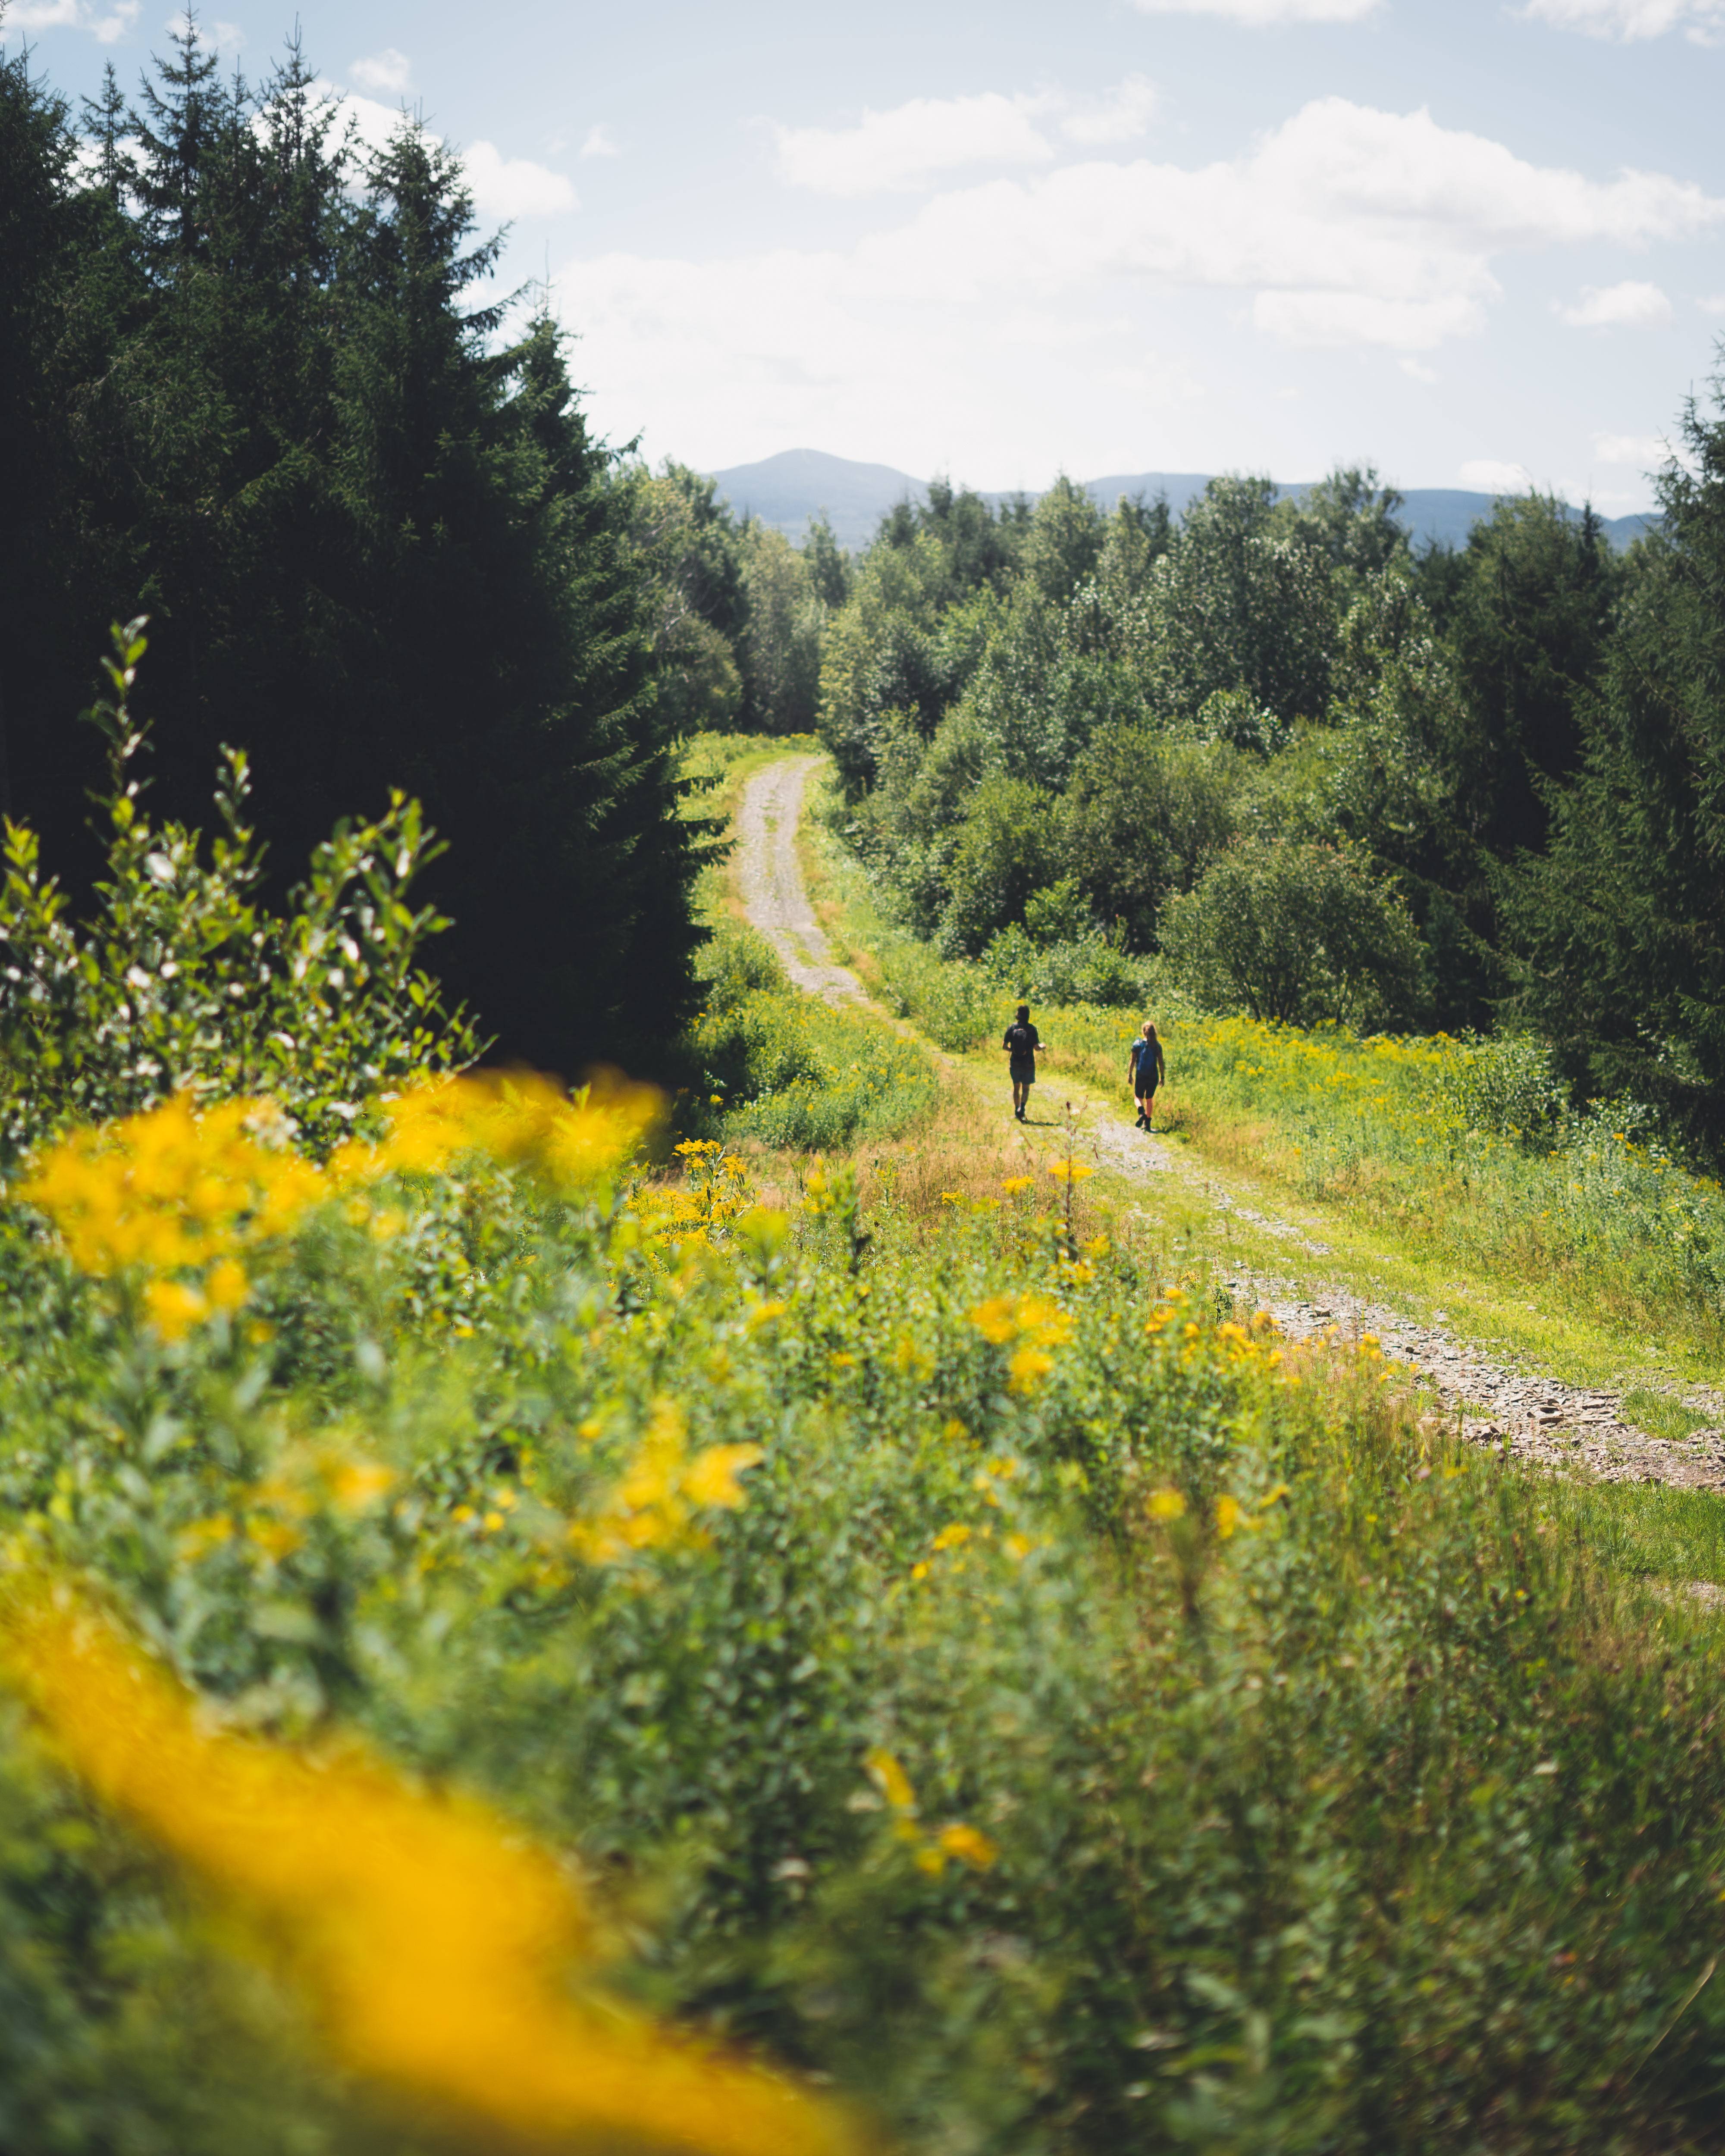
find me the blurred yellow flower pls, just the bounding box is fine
[143,1276,207,1339]
[569,1399,763,1565]
[864,1746,916,1814]
[1146,1489,1186,1521]
[1007,1346,1054,1395]
[936,1823,998,1871]
[0,1580,855,2156]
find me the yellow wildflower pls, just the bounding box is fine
[143,1277,207,1340]
[0,1581,856,2156]
[936,1823,998,1871]
[969,1297,1018,1346]
[1007,1346,1054,1395]
[1146,1489,1186,1521]
[864,1747,917,1814]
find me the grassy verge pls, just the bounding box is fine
[801,766,1725,1400]
[674,734,939,1156]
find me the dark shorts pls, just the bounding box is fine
[1010,1062,1035,1085]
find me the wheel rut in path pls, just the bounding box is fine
[736,758,868,1006]
[734,760,1725,1498]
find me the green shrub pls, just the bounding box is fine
[693,922,937,1147]
[0,624,476,1157]
[1161,833,1427,1027]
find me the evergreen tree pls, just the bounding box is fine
[1439,494,1620,858]
[2,30,704,1079]
[1504,402,1725,1150]
[0,39,80,825]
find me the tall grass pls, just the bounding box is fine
[1166,1014,1725,1357]
[810,790,1725,1360]
[690,920,938,1151]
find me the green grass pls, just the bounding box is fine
[1622,1386,1720,1443]
[1549,1477,1725,1589]
[7,740,1725,2152]
[800,764,1725,1410]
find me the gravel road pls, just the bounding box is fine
[736,758,868,1006]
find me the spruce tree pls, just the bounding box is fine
[1504,403,1725,1151]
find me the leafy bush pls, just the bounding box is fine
[1429,1027,1571,1143]
[1161,833,1427,1028]
[935,773,1061,956]
[0,624,477,1158]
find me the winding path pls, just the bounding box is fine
[732,757,1725,1495]
[736,758,867,1006]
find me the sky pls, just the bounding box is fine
[12,0,1725,508]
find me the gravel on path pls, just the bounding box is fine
[736,758,869,1007]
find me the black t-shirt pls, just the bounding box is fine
[1004,1021,1040,1071]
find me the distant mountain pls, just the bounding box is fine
[707,448,1655,556]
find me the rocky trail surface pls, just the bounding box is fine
[737,758,1725,1496]
[737,759,867,1006]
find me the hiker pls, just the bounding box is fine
[1128,1019,1165,1130]
[1003,1003,1042,1122]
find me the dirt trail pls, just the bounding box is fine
[737,758,868,1006]
[735,757,1725,1493]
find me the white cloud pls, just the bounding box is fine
[867,100,1722,347]
[1558,278,1675,326]
[1460,459,1535,491]
[1521,0,1725,41]
[1129,0,1383,17]
[771,91,1058,196]
[581,125,620,159]
[1593,430,1670,462]
[1699,293,1725,313]
[554,97,1725,474]
[1400,356,1439,382]
[350,47,412,96]
[11,0,138,33]
[464,141,577,219]
[1059,76,1160,147]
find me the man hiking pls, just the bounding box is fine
[1003,1003,1042,1122]
[1128,1019,1165,1131]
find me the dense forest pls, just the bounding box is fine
[716,452,1722,1161]
[0,22,706,1078]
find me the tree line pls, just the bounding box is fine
[755,452,1723,1160]
[0,19,707,1079]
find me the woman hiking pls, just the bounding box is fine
[1003,1003,1043,1122]
[1128,1019,1165,1131]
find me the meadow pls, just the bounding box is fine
[1,707,1725,2156]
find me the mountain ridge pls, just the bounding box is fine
[707,445,1656,556]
